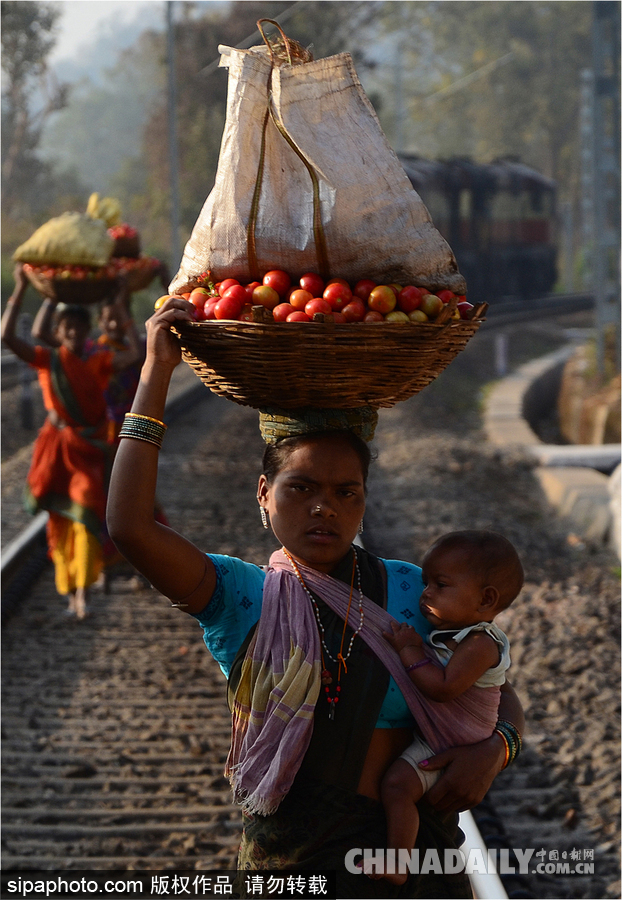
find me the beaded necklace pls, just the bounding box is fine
[284,547,365,720]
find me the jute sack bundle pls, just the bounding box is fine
[170,33,466,296]
[14,212,114,268]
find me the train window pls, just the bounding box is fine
[459,190,472,218]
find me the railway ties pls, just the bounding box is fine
[1,568,242,871]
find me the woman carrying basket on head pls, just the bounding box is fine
[1,263,141,618]
[106,295,524,898]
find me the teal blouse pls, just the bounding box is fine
[193,553,429,729]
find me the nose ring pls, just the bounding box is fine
[313,506,321,514]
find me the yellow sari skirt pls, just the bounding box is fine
[47,513,103,595]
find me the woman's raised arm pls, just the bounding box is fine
[106,297,216,615]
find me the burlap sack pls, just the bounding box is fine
[170,41,466,295]
[14,212,114,268]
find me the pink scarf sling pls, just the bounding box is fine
[225,548,500,816]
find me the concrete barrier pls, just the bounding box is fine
[484,344,621,558]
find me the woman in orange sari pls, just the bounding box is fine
[1,265,140,618]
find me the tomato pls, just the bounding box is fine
[244,281,261,301]
[342,299,367,322]
[286,311,311,323]
[408,309,429,323]
[363,310,384,323]
[203,299,219,320]
[299,273,324,296]
[263,269,291,297]
[353,279,376,302]
[457,301,474,320]
[437,289,456,304]
[181,292,192,300]
[252,284,280,310]
[289,289,314,311]
[305,298,332,317]
[368,285,396,314]
[190,287,211,309]
[332,312,347,323]
[323,281,352,311]
[385,310,410,323]
[326,277,350,288]
[273,303,295,322]
[397,285,424,313]
[221,284,248,307]
[388,283,403,297]
[154,294,170,310]
[218,278,240,297]
[215,295,244,320]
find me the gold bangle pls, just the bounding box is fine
[125,412,167,429]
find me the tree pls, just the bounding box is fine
[1,1,73,219]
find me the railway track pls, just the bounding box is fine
[3,294,617,898]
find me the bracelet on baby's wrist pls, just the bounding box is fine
[405,658,431,673]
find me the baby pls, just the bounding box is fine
[378,530,524,885]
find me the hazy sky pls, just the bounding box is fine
[49,1,168,64]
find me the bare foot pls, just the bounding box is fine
[74,588,88,620]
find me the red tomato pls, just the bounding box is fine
[364,310,384,323]
[244,281,261,301]
[263,269,291,297]
[190,287,211,309]
[353,279,376,302]
[215,295,244,320]
[218,278,240,297]
[192,304,207,321]
[286,311,311,323]
[397,285,424,313]
[305,298,332,317]
[326,277,350,287]
[332,312,347,323]
[273,303,295,322]
[203,299,219,320]
[289,289,314,311]
[323,281,352,311]
[252,284,280,310]
[299,273,324,296]
[222,284,248,307]
[342,299,367,322]
[457,301,474,320]
[437,289,456,304]
[368,285,397,314]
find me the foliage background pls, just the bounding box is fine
[1,0,595,316]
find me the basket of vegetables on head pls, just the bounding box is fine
[162,20,487,412]
[14,194,162,304]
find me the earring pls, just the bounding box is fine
[260,506,269,529]
[358,519,364,535]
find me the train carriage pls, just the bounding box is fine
[398,155,558,303]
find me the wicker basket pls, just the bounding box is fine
[24,267,117,305]
[174,314,485,410]
[112,235,141,258]
[122,259,158,292]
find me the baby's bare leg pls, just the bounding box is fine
[377,758,425,886]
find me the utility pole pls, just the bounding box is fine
[590,1,620,376]
[167,1,181,273]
